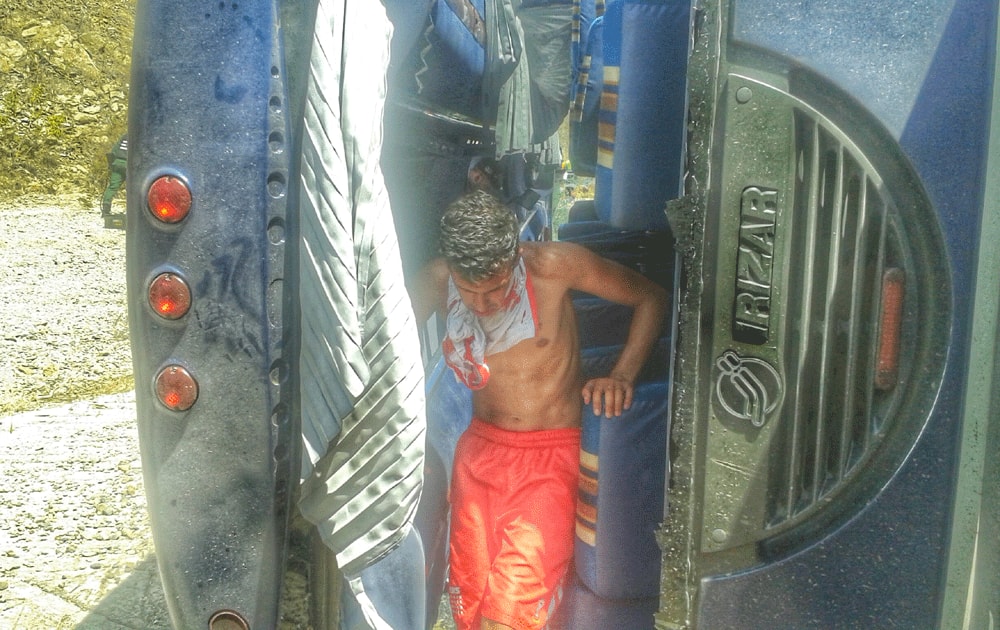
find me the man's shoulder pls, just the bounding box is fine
[523,241,592,277]
[419,258,450,291]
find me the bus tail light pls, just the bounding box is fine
[148,272,191,319]
[147,175,192,223]
[875,267,905,391]
[155,365,198,411]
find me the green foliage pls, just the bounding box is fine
[0,1,134,201]
[45,113,67,139]
[3,89,20,112]
[27,84,43,106]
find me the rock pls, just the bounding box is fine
[0,36,27,72]
[1,4,131,199]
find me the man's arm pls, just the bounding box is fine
[407,257,450,324]
[556,241,669,417]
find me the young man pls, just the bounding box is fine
[413,190,668,630]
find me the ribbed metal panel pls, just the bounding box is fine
[698,67,950,561]
[770,110,890,526]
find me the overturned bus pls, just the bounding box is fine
[125,0,999,628]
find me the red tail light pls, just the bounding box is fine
[155,365,198,411]
[147,176,192,223]
[148,273,191,319]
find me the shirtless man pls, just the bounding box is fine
[413,190,668,630]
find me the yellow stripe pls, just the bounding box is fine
[597,148,614,170]
[579,449,599,473]
[578,472,598,496]
[598,120,616,143]
[597,117,616,169]
[576,520,596,546]
[576,500,598,524]
[599,90,618,115]
[602,65,620,86]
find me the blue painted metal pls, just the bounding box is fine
[690,1,998,628]
[126,0,295,627]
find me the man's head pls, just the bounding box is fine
[440,190,520,315]
[466,156,502,194]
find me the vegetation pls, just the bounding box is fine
[0,1,134,205]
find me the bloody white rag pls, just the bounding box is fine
[443,257,539,389]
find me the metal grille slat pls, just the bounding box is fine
[813,138,847,501]
[854,182,887,462]
[827,156,861,484]
[779,110,893,521]
[781,113,821,519]
[837,170,869,478]
[703,62,951,567]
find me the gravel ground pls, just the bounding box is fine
[0,199,319,629]
[0,391,169,629]
[1,198,133,416]
[0,197,162,628]
[0,198,450,630]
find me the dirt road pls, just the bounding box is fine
[0,392,172,629]
[0,199,450,629]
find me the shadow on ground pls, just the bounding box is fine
[73,542,313,629]
[75,556,171,629]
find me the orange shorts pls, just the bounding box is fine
[448,418,580,630]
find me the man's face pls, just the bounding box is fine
[468,165,499,194]
[451,265,515,318]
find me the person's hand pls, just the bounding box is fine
[581,375,634,418]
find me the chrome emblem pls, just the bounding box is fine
[734,186,777,345]
[714,350,783,428]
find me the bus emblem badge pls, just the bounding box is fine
[714,350,783,428]
[734,186,777,345]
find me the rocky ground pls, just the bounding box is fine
[0,391,167,629]
[0,1,132,201]
[1,387,317,630]
[1,198,132,416]
[0,198,160,629]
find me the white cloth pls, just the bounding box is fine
[296,0,426,627]
[442,257,538,389]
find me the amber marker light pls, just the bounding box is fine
[148,273,191,320]
[875,267,905,391]
[209,610,250,630]
[155,365,198,411]
[147,175,192,223]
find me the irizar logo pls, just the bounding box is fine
[734,186,777,345]
[714,350,783,428]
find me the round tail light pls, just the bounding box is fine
[155,365,198,411]
[148,272,191,319]
[147,176,192,223]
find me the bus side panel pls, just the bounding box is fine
[687,1,996,627]
[127,0,295,627]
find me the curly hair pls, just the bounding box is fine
[439,190,519,282]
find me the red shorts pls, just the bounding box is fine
[448,418,580,630]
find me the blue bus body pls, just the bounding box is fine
[126,0,999,628]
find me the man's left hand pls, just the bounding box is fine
[581,375,634,418]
